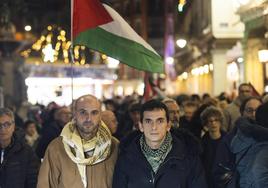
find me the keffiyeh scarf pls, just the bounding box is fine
[140,132,172,173]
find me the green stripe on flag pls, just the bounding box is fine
[73,27,164,73]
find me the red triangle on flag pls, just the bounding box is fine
[72,0,113,38]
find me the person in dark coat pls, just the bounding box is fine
[0,108,40,188]
[36,106,71,159]
[200,106,226,188]
[113,99,207,188]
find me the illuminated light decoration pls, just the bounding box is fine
[258,50,268,63]
[47,25,52,31]
[199,67,204,75]
[176,39,187,48]
[209,64,213,71]
[60,30,66,36]
[24,25,32,31]
[42,44,56,63]
[178,0,186,12]
[189,64,212,76]
[182,72,188,79]
[107,57,120,68]
[159,74,166,79]
[80,58,86,65]
[137,83,145,95]
[21,25,115,67]
[46,34,52,43]
[203,65,209,74]
[125,87,134,95]
[40,36,46,41]
[102,54,107,60]
[265,85,268,92]
[237,57,243,63]
[116,86,124,96]
[227,62,239,81]
[166,57,174,65]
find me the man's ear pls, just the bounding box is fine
[167,121,171,131]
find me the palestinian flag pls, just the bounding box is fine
[72,0,164,73]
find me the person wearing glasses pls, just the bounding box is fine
[0,108,40,188]
[240,96,262,121]
[113,99,207,188]
[200,106,226,188]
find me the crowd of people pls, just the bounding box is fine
[0,82,268,188]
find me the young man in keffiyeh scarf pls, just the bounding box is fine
[37,95,119,188]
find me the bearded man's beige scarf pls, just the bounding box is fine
[61,120,112,188]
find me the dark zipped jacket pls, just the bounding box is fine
[0,135,40,188]
[112,132,207,188]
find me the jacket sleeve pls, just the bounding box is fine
[37,141,60,188]
[25,148,41,188]
[112,155,128,188]
[187,156,208,188]
[252,149,268,188]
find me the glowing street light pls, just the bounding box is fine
[176,39,187,48]
[24,25,32,32]
[166,57,174,65]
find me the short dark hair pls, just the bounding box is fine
[24,120,36,129]
[200,106,224,126]
[240,96,262,115]
[128,101,142,112]
[238,83,252,92]
[140,99,169,123]
[256,102,268,128]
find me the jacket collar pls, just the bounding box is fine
[124,132,187,164]
[231,117,268,153]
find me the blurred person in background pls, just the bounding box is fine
[180,101,198,130]
[24,120,40,150]
[101,110,118,135]
[224,83,252,132]
[162,98,180,128]
[36,106,72,159]
[200,106,226,188]
[0,108,40,188]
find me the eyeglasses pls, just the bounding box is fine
[0,121,14,129]
[244,107,257,114]
[207,118,220,124]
